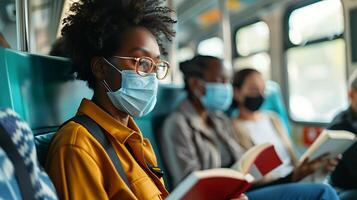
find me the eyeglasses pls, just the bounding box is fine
[110,56,170,80]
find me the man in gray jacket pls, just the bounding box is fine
[160,56,244,186]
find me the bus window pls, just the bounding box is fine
[285,0,348,123]
[178,46,195,63]
[234,21,271,80]
[197,37,224,58]
[28,1,64,54]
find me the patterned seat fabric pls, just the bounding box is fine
[0,108,57,200]
[0,147,22,199]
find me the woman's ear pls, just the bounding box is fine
[234,87,244,105]
[91,57,107,80]
[233,88,240,101]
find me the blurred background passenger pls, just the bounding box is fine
[159,55,339,200]
[161,55,243,186]
[231,68,339,183]
[327,69,357,200]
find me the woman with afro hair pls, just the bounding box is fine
[45,0,176,199]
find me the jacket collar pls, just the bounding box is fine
[77,99,143,143]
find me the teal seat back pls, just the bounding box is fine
[134,84,186,190]
[0,47,93,164]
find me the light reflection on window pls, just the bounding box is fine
[236,21,269,56]
[289,0,343,45]
[197,37,224,58]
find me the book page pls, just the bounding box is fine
[300,130,356,162]
[231,143,282,180]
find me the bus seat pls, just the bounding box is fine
[228,80,291,136]
[0,47,93,165]
[0,108,57,199]
[134,84,186,190]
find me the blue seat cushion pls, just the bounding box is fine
[35,132,56,166]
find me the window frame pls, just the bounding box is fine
[283,0,348,125]
[233,18,270,59]
[196,36,225,58]
[232,19,272,81]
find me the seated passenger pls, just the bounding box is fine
[231,68,339,182]
[160,55,339,200]
[45,0,176,199]
[327,69,357,200]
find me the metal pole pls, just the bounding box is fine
[167,0,180,83]
[15,0,30,51]
[218,0,232,65]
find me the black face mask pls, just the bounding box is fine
[243,95,265,112]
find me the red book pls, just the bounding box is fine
[167,168,253,200]
[167,143,282,200]
[232,143,283,180]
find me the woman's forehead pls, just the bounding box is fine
[117,27,161,58]
[204,61,225,80]
[245,74,265,88]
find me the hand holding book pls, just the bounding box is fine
[323,154,341,173]
[292,129,354,181]
[291,154,333,181]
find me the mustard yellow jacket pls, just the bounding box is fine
[45,99,168,200]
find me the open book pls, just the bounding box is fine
[300,130,356,162]
[231,143,283,180]
[167,143,282,200]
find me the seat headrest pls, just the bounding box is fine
[0,48,93,134]
[141,84,186,119]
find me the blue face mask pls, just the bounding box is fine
[102,58,158,117]
[201,82,233,111]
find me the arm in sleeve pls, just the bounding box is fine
[46,145,109,200]
[160,115,202,186]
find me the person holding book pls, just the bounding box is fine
[45,0,176,199]
[327,69,357,200]
[231,68,339,183]
[159,55,339,200]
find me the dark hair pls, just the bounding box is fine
[62,0,176,89]
[49,37,68,57]
[179,55,220,92]
[229,68,261,110]
[232,68,261,89]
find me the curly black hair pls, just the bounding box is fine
[61,0,176,89]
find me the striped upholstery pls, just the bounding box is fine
[0,108,57,200]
